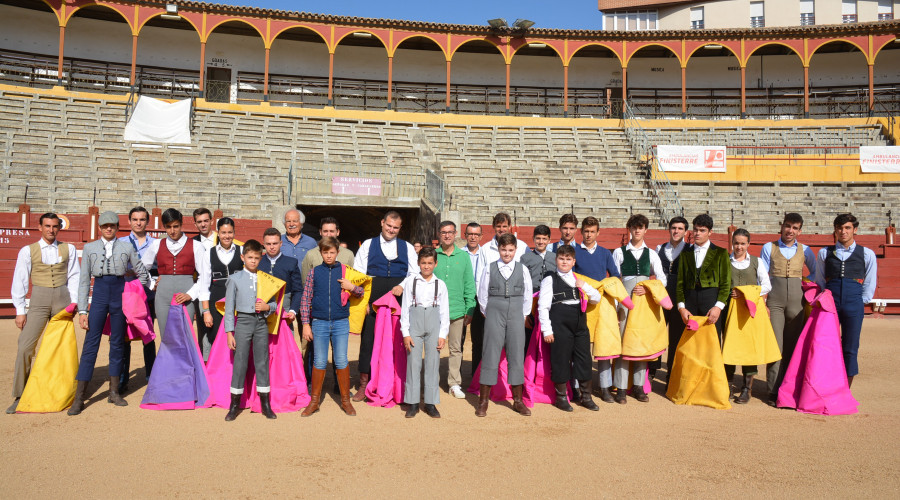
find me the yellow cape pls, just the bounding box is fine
[722,285,782,365]
[345,266,373,334]
[622,279,671,358]
[582,275,629,358]
[666,316,732,409]
[17,307,79,413]
[216,271,285,335]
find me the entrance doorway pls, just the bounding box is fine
[205,67,231,103]
[298,205,421,254]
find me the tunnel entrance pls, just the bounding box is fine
[297,205,424,254]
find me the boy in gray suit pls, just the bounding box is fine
[223,240,278,421]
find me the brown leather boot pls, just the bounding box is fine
[301,368,325,417]
[67,380,89,416]
[351,372,369,402]
[475,384,490,417]
[734,374,753,404]
[512,385,531,416]
[108,376,128,406]
[337,367,356,416]
[848,375,854,388]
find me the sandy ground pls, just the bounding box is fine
[1,318,899,499]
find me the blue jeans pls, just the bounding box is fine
[311,318,349,370]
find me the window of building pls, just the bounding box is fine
[603,10,658,31]
[842,0,857,23]
[878,0,894,20]
[750,1,765,27]
[800,0,815,25]
[691,6,705,29]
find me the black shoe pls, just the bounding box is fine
[571,386,582,401]
[405,404,419,418]
[598,388,615,404]
[632,386,650,403]
[579,381,599,411]
[423,404,441,418]
[259,393,277,419]
[615,388,627,405]
[766,393,778,407]
[224,393,242,421]
[6,398,20,414]
[553,384,574,412]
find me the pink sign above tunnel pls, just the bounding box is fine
[331,176,383,196]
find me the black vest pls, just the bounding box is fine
[824,244,866,282]
[658,244,680,291]
[549,272,580,305]
[210,245,243,294]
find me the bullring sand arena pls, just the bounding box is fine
[2,318,899,498]
[2,0,900,498]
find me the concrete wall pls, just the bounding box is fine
[657,0,899,29]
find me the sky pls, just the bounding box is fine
[223,0,604,30]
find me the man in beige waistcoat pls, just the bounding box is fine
[759,213,817,406]
[7,213,80,413]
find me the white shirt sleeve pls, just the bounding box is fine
[648,250,667,287]
[537,275,554,337]
[611,247,624,275]
[141,238,161,269]
[521,268,533,317]
[580,280,602,304]
[353,239,370,274]
[184,241,207,300]
[757,259,772,296]
[814,248,827,291]
[476,264,490,316]
[399,277,413,338]
[11,246,31,315]
[438,280,450,339]
[65,243,80,304]
[474,248,486,288]
[405,242,421,276]
[198,248,212,302]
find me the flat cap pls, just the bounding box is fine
[98,211,119,226]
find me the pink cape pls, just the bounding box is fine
[102,279,155,344]
[469,349,531,404]
[523,314,571,404]
[203,309,310,413]
[365,293,406,408]
[776,286,859,415]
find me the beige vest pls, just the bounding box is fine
[769,242,804,279]
[29,242,69,288]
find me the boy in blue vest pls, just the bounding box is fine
[300,237,366,417]
[814,213,877,387]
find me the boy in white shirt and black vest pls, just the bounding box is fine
[401,247,450,418]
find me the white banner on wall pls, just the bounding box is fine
[124,96,192,144]
[656,145,727,172]
[859,146,900,173]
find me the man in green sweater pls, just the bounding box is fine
[435,220,477,399]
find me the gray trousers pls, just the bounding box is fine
[481,296,526,386]
[13,286,71,398]
[615,276,649,390]
[155,275,196,339]
[446,317,466,388]
[766,276,804,395]
[404,306,441,405]
[230,314,271,393]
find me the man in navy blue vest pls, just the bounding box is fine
[814,213,877,387]
[258,228,303,325]
[351,210,419,401]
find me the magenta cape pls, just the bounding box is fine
[203,311,311,413]
[140,300,211,410]
[523,314,570,404]
[365,293,406,408]
[777,286,859,415]
[102,279,155,344]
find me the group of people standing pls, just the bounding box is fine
[7,205,875,418]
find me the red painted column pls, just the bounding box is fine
[505,62,511,115]
[263,47,270,102]
[445,60,451,112]
[681,66,687,118]
[199,41,206,96]
[803,65,810,118]
[327,52,334,106]
[740,65,747,118]
[387,55,393,110]
[563,65,569,117]
[130,34,138,86]
[57,25,65,85]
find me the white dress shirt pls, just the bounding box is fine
[730,254,772,296]
[399,273,451,339]
[141,234,205,299]
[677,240,725,311]
[11,239,80,315]
[196,232,217,251]
[537,270,601,337]
[474,236,528,286]
[612,241,667,287]
[101,237,115,258]
[353,234,420,276]
[466,245,480,279]
[198,243,242,301]
[476,260,532,316]
[656,240,686,273]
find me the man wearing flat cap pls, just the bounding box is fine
[69,211,148,415]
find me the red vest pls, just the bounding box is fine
[157,238,196,275]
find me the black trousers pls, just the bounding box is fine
[358,276,405,376]
[668,286,723,376]
[548,304,591,384]
[468,309,485,377]
[120,284,156,387]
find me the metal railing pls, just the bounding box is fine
[622,100,683,226]
[424,169,445,212]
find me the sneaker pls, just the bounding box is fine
[449,385,466,399]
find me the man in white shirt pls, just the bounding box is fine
[8,213,79,414]
[352,210,419,401]
[655,216,688,380]
[191,208,217,250]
